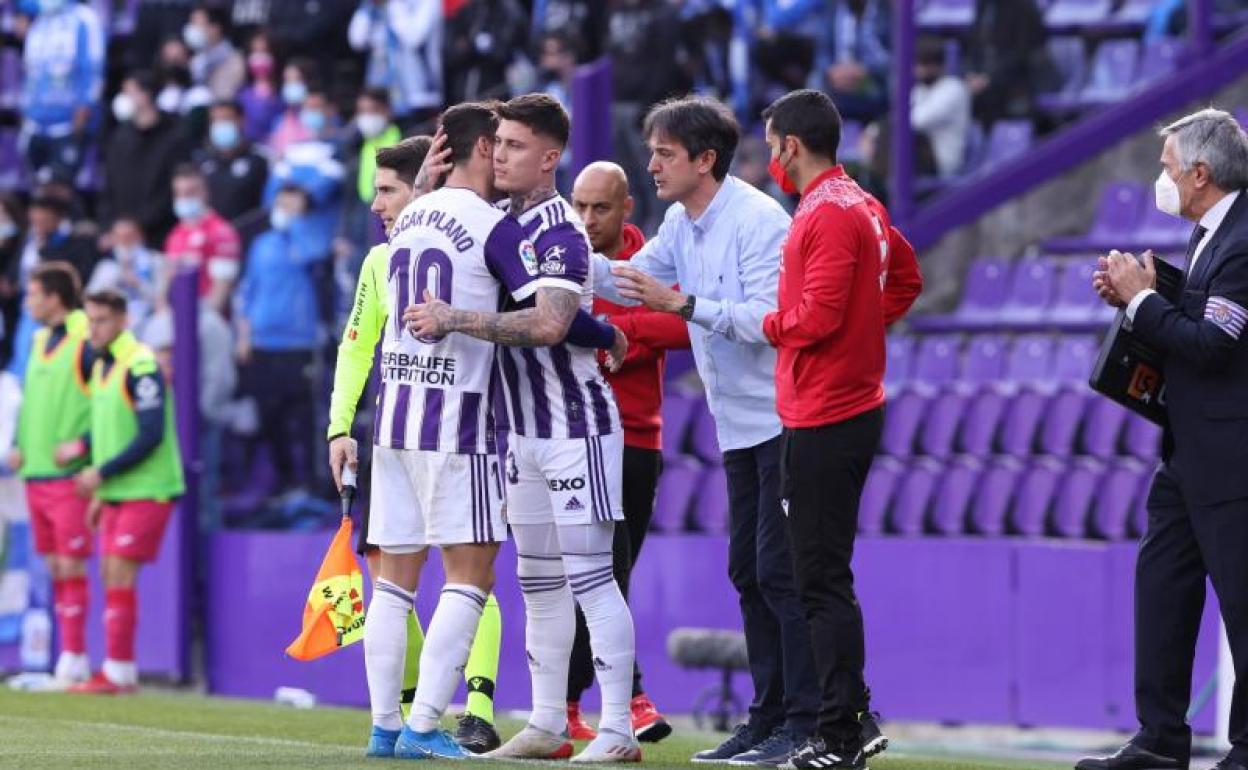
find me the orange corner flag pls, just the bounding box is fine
[286,517,366,661]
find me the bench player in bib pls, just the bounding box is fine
[363,102,625,760]
[405,93,642,764]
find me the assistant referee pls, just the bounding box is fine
[759,90,922,770]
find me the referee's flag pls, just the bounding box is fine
[286,517,366,661]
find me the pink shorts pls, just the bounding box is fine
[100,500,175,563]
[26,479,93,559]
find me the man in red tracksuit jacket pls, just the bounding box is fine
[759,91,923,770]
[567,161,691,743]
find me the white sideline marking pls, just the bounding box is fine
[0,714,358,752]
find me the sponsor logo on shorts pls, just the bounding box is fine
[593,656,611,672]
[547,476,585,492]
[564,496,585,512]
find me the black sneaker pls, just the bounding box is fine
[729,727,803,767]
[859,711,888,758]
[780,738,866,770]
[454,713,501,754]
[692,723,763,764]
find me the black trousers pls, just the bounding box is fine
[568,445,663,701]
[725,435,819,736]
[242,349,316,491]
[1135,464,1248,764]
[780,408,883,747]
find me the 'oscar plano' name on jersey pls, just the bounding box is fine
[390,207,476,253]
[380,351,457,385]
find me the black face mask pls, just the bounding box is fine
[539,67,561,82]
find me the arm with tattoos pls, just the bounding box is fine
[405,285,581,346]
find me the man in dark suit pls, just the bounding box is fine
[1085,108,1248,770]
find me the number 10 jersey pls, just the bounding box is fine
[376,186,550,454]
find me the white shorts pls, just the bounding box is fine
[369,446,506,550]
[504,432,624,526]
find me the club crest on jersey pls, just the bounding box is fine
[540,244,567,275]
[520,240,539,276]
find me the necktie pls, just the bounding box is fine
[1184,224,1208,274]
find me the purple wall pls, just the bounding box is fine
[207,533,1220,732]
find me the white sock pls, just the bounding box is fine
[562,523,635,737]
[407,584,487,733]
[365,579,413,731]
[102,658,137,686]
[513,523,575,735]
[54,651,88,681]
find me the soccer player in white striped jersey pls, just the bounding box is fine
[405,93,641,764]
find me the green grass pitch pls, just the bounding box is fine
[0,688,1068,769]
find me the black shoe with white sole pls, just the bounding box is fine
[692,724,765,764]
[780,738,867,770]
[858,712,888,758]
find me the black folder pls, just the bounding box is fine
[1088,256,1185,427]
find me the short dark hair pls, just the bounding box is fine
[441,102,501,165]
[761,89,842,163]
[30,262,82,310]
[29,194,69,216]
[286,57,322,92]
[210,99,243,118]
[196,6,230,31]
[916,36,946,68]
[125,69,160,97]
[172,163,205,184]
[376,135,433,187]
[85,289,128,315]
[359,86,391,110]
[643,96,740,181]
[496,93,570,149]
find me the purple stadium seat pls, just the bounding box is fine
[0,49,20,110]
[1043,37,1088,103]
[689,403,722,465]
[1081,396,1129,458]
[1136,37,1184,87]
[884,335,915,397]
[1001,258,1057,324]
[978,120,1033,170]
[913,334,963,384]
[1010,457,1065,536]
[1092,458,1147,540]
[1051,457,1105,538]
[692,466,729,534]
[1007,334,1057,384]
[1136,204,1190,254]
[860,456,905,535]
[882,335,962,456]
[998,336,1058,456]
[1049,259,1103,323]
[1039,335,1099,456]
[1045,181,1146,253]
[918,390,970,458]
[969,456,1024,535]
[957,258,1012,320]
[962,334,1008,382]
[660,391,698,460]
[958,388,1007,455]
[1054,335,1099,381]
[930,456,982,535]
[652,457,703,533]
[1081,39,1140,105]
[889,458,941,535]
[1046,0,1112,27]
[950,335,1009,454]
[917,0,973,27]
[1125,413,1161,460]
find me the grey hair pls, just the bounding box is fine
[1160,108,1248,191]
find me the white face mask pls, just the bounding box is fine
[1155,169,1183,217]
[112,93,137,123]
[356,113,387,140]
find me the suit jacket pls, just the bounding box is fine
[1134,189,1248,506]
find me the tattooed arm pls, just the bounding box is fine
[404,286,582,346]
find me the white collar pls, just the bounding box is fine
[1198,189,1240,236]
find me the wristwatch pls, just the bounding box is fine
[678,294,696,321]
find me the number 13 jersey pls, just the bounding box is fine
[377,186,549,454]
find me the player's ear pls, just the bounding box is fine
[542,147,561,174]
[474,135,492,161]
[697,149,717,177]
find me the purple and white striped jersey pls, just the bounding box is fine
[376,186,550,453]
[496,194,621,440]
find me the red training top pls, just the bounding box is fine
[763,166,923,428]
[163,210,242,298]
[593,223,692,450]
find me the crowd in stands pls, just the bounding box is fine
[0,0,1244,528]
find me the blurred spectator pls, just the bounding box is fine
[163,164,242,314]
[155,36,210,118]
[681,3,734,100]
[139,299,236,531]
[443,0,528,104]
[238,30,284,144]
[532,0,606,62]
[132,0,193,71]
[966,0,1051,126]
[265,89,343,262]
[18,194,99,286]
[808,0,890,122]
[912,36,970,179]
[101,71,193,243]
[19,0,105,184]
[186,6,245,101]
[266,58,320,159]
[0,196,26,366]
[537,31,578,109]
[87,217,165,325]
[336,87,399,279]
[348,0,443,127]
[236,185,325,497]
[262,0,357,76]
[733,134,793,212]
[195,100,270,223]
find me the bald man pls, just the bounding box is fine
[564,162,690,743]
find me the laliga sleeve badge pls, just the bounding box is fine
[520,241,538,276]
